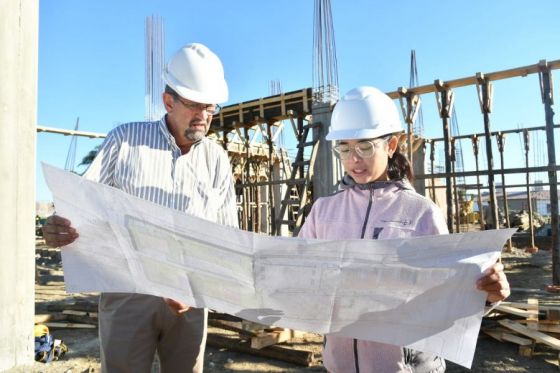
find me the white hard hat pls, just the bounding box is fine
[163,43,229,104]
[326,86,403,141]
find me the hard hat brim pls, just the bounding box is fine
[326,127,402,141]
[164,73,229,104]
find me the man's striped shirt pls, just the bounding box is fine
[83,116,238,228]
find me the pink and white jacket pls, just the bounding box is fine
[299,176,449,373]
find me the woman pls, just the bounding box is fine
[298,86,510,372]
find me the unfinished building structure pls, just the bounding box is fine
[206,59,560,285]
[36,58,560,282]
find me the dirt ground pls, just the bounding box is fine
[6,242,560,373]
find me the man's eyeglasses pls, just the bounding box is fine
[333,138,389,160]
[176,96,221,115]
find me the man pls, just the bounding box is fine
[43,43,238,372]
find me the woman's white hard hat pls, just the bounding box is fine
[326,86,403,141]
[163,43,229,104]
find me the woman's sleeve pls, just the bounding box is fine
[297,203,318,239]
[419,203,450,235]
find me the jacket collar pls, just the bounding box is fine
[339,174,413,192]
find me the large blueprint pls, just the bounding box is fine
[43,164,515,368]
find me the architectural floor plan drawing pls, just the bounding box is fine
[43,164,516,368]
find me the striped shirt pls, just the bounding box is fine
[83,116,238,228]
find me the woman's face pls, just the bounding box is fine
[336,136,398,184]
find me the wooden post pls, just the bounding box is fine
[523,129,537,250]
[435,81,455,233]
[476,74,500,231]
[496,132,513,251]
[398,88,421,165]
[266,122,276,235]
[539,60,559,284]
[450,138,461,232]
[472,135,485,230]
[243,128,251,231]
[428,139,437,202]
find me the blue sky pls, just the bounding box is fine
[37,0,560,202]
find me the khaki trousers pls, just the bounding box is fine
[99,293,207,373]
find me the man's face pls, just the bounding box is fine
[164,93,216,144]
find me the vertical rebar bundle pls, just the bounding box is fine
[145,15,165,121]
[312,0,339,104]
[409,50,424,137]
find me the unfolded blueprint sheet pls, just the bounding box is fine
[43,164,516,368]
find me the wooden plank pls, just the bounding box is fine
[483,329,533,346]
[386,59,560,99]
[251,329,295,350]
[503,333,534,346]
[62,310,88,316]
[500,301,539,310]
[241,320,268,333]
[65,314,98,325]
[208,312,242,322]
[495,304,538,318]
[208,319,253,336]
[206,333,317,367]
[34,313,67,324]
[484,325,535,356]
[45,322,97,329]
[527,299,539,331]
[536,324,560,334]
[499,319,560,350]
[46,301,98,313]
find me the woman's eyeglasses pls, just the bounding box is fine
[333,138,388,160]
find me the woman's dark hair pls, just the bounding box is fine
[387,142,414,182]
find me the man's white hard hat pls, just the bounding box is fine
[326,86,403,141]
[163,43,229,104]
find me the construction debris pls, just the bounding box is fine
[483,298,560,367]
[208,311,322,367]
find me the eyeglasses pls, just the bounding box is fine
[176,96,221,115]
[333,138,389,160]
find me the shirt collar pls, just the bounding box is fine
[340,174,412,192]
[158,115,206,149]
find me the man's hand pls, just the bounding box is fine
[43,215,79,248]
[477,262,510,303]
[163,298,190,315]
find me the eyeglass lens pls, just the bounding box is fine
[335,139,385,159]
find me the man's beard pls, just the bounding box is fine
[185,128,205,141]
[184,120,208,141]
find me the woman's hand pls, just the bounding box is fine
[476,262,510,303]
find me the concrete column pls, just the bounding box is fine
[0,0,39,370]
[312,102,342,198]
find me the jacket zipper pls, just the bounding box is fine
[354,188,374,373]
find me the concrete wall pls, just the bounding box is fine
[311,102,342,198]
[0,0,39,370]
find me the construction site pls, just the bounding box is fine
[3,0,560,372]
